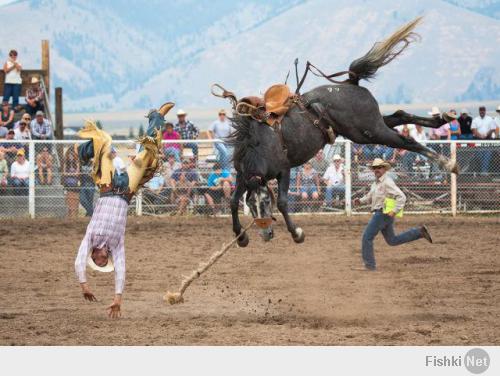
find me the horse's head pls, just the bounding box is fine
[246,176,276,235]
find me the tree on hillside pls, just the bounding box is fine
[128,127,136,139]
[138,124,145,137]
[95,120,103,130]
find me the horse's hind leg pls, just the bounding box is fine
[231,172,250,247]
[277,170,304,243]
[383,110,449,129]
[372,125,458,174]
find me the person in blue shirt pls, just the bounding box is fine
[204,162,233,215]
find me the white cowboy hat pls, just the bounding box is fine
[87,250,114,273]
[332,154,342,161]
[370,158,391,169]
[461,108,469,114]
[496,105,500,113]
[31,76,40,84]
[176,109,187,116]
[428,106,441,116]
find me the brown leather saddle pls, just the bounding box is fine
[236,84,295,127]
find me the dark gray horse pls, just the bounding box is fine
[224,17,457,246]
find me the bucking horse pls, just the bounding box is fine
[213,17,458,247]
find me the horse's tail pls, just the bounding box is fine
[348,16,422,85]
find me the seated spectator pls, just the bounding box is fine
[62,146,80,217]
[0,130,21,165]
[287,167,301,212]
[13,113,31,130]
[448,109,461,140]
[0,101,14,130]
[471,106,497,173]
[30,110,52,140]
[297,162,320,204]
[410,124,428,143]
[170,159,199,215]
[13,120,31,140]
[458,108,473,140]
[9,149,30,195]
[143,173,168,207]
[323,154,345,207]
[204,163,233,215]
[311,150,329,174]
[392,127,415,172]
[0,150,8,191]
[208,109,233,170]
[174,109,199,160]
[162,122,181,162]
[24,76,45,117]
[2,50,22,110]
[36,146,53,185]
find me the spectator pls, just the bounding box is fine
[1,101,14,130]
[9,149,30,195]
[448,109,461,140]
[143,173,167,207]
[204,162,233,215]
[410,125,428,143]
[30,110,52,140]
[297,162,320,205]
[24,76,45,116]
[2,50,22,109]
[458,108,473,140]
[288,167,301,212]
[13,120,31,140]
[174,109,199,159]
[36,146,53,185]
[310,150,329,174]
[62,146,80,217]
[0,130,20,165]
[208,109,233,169]
[13,113,31,130]
[79,160,95,217]
[0,150,8,191]
[110,146,126,174]
[170,159,199,215]
[160,153,181,202]
[323,154,345,207]
[496,105,500,135]
[391,127,415,172]
[471,106,497,173]
[162,122,181,162]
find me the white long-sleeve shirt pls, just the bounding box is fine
[359,173,406,213]
[75,196,128,294]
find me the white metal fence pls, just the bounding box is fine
[0,139,499,218]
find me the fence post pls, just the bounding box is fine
[345,140,352,216]
[29,141,35,218]
[136,189,143,216]
[450,141,457,217]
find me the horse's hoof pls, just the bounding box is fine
[260,228,274,242]
[292,227,305,243]
[237,231,249,248]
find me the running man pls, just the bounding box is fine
[74,102,174,318]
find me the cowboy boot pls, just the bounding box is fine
[145,102,175,138]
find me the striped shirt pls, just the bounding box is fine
[30,119,52,139]
[74,196,128,294]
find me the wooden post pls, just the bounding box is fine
[41,40,50,97]
[29,141,35,218]
[55,87,63,140]
[450,142,457,217]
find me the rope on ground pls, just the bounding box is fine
[163,221,254,305]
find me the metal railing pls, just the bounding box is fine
[0,139,499,218]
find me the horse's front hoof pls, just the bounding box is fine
[260,228,274,242]
[237,231,249,247]
[292,227,305,243]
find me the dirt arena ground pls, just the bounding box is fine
[0,215,499,345]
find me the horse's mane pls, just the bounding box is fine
[226,115,263,175]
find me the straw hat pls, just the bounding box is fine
[31,76,40,84]
[461,108,469,115]
[370,158,391,169]
[218,109,226,115]
[428,106,441,116]
[332,154,342,161]
[87,251,114,273]
[16,149,25,156]
[496,105,500,113]
[176,109,187,116]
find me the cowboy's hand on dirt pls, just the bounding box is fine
[81,283,97,302]
[107,296,122,319]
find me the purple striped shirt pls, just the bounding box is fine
[74,196,128,294]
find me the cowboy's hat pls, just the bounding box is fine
[87,250,114,273]
[333,154,342,161]
[461,108,469,114]
[496,105,500,113]
[176,109,187,116]
[370,158,391,169]
[31,76,40,84]
[428,106,441,116]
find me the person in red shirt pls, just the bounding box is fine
[162,122,181,161]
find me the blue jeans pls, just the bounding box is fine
[402,152,416,172]
[479,150,492,173]
[164,147,181,162]
[214,142,232,169]
[79,183,95,216]
[184,142,198,158]
[325,185,345,205]
[361,210,422,269]
[3,83,21,108]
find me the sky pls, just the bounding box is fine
[0,0,15,5]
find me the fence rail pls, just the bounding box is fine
[0,139,499,219]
